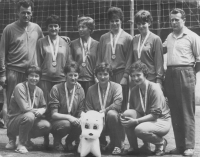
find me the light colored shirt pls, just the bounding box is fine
[163,27,200,66]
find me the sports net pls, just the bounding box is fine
[0,0,200,34]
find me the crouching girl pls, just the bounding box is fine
[121,61,171,156]
[6,65,51,153]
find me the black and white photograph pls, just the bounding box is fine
[0,0,200,157]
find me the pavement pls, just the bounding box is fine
[0,106,200,157]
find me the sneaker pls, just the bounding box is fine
[183,149,194,156]
[154,138,167,156]
[169,148,182,154]
[5,140,16,149]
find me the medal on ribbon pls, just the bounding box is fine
[137,31,150,59]
[80,37,91,67]
[48,35,59,67]
[139,80,149,115]
[110,28,122,60]
[52,61,57,67]
[98,82,110,110]
[26,82,36,109]
[82,62,86,67]
[111,54,116,60]
[65,82,76,114]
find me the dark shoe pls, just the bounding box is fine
[43,135,49,149]
[54,141,64,151]
[154,138,167,156]
[101,142,113,152]
[65,143,78,152]
[86,152,96,157]
[0,119,6,129]
[169,148,182,154]
[25,140,34,150]
[138,144,153,155]
[183,149,194,156]
[5,140,16,150]
[121,148,140,155]
[0,120,4,128]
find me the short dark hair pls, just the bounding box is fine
[107,7,124,22]
[134,10,153,24]
[25,65,42,78]
[77,16,95,34]
[64,61,80,75]
[130,60,149,78]
[94,62,113,77]
[170,8,186,19]
[16,0,34,11]
[46,14,61,28]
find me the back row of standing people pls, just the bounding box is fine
[0,0,199,156]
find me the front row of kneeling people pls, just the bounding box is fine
[6,61,171,156]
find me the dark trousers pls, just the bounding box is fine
[38,80,59,106]
[100,110,125,149]
[78,81,95,96]
[6,69,26,106]
[38,80,60,119]
[51,119,81,144]
[164,66,195,149]
[38,80,62,145]
[110,71,129,112]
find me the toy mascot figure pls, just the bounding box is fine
[78,110,104,157]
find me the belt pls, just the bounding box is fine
[167,65,194,68]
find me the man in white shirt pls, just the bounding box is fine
[163,8,200,156]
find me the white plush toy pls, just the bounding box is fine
[78,110,104,157]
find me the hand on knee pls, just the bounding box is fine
[123,109,138,119]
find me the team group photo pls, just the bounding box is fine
[0,0,200,157]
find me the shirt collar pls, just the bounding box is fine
[172,26,189,39]
[182,26,190,35]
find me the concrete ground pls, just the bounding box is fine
[0,106,200,157]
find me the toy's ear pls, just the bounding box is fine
[80,111,86,118]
